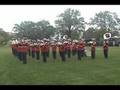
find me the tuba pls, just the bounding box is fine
[103,33,111,40]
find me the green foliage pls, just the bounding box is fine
[90,11,120,31]
[0,28,10,45]
[95,29,107,41]
[13,20,56,40]
[55,8,85,38]
[83,27,96,40]
[71,31,80,40]
[84,28,108,45]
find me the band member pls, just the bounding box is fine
[17,43,22,61]
[72,40,78,56]
[58,42,66,62]
[81,39,86,57]
[63,41,67,56]
[12,41,18,57]
[11,40,16,56]
[77,39,84,60]
[35,42,40,60]
[103,39,109,59]
[21,43,28,64]
[91,39,96,59]
[31,43,36,59]
[45,41,50,58]
[11,40,21,60]
[41,42,47,62]
[28,42,31,56]
[66,41,71,58]
[51,42,57,60]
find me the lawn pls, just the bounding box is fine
[0,46,120,85]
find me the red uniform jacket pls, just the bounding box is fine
[21,46,28,53]
[17,45,22,52]
[11,44,14,49]
[58,45,65,52]
[41,45,48,52]
[72,43,77,51]
[66,43,71,50]
[77,43,84,51]
[51,45,57,52]
[35,45,40,52]
[32,46,36,52]
[63,43,67,51]
[46,45,49,52]
[91,42,96,51]
[103,43,108,50]
[13,44,17,50]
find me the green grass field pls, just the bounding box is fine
[0,46,120,85]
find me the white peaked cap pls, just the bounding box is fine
[57,42,62,45]
[73,40,75,42]
[73,40,78,43]
[51,43,55,45]
[34,43,38,45]
[63,41,68,44]
[15,40,19,44]
[40,40,44,42]
[12,40,15,44]
[40,43,45,46]
[47,39,50,41]
[43,38,47,40]
[51,40,54,42]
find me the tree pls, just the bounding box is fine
[110,30,120,37]
[94,29,107,45]
[13,20,56,40]
[36,20,56,39]
[83,27,96,40]
[55,8,85,39]
[83,28,107,45]
[90,11,119,31]
[88,11,120,45]
[13,21,35,39]
[0,28,10,45]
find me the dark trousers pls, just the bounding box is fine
[52,51,56,59]
[42,52,47,62]
[12,48,14,55]
[104,49,108,59]
[32,51,35,58]
[64,49,67,55]
[15,50,18,58]
[46,50,49,58]
[77,50,81,60]
[81,50,84,57]
[67,49,71,58]
[28,49,31,56]
[14,49,17,57]
[91,50,95,59]
[72,50,76,56]
[13,48,16,56]
[16,51,18,59]
[18,52,22,61]
[36,51,40,60]
[22,52,27,64]
[59,51,66,62]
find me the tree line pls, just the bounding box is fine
[1,8,120,45]
[0,28,10,46]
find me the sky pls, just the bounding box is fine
[1,5,120,32]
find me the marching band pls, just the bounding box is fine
[10,36,109,64]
